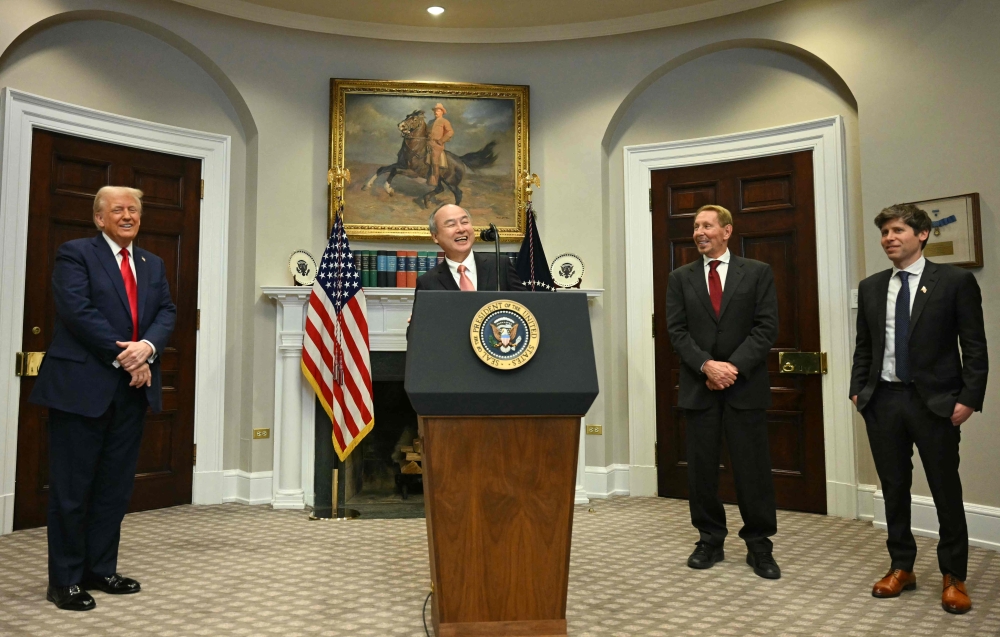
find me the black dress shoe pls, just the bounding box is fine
[47,585,96,611]
[83,573,141,595]
[687,542,725,569]
[746,551,781,579]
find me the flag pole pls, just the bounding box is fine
[307,166,359,521]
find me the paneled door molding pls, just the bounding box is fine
[0,89,232,534]
[623,116,857,518]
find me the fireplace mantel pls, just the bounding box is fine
[262,287,603,509]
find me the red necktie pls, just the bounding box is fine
[457,264,475,291]
[120,248,139,341]
[708,260,723,318]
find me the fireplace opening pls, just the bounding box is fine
[334,351,424,519]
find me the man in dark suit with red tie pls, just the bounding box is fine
[415,203,523,292]
[665,204,781,579]
[30,186,176,611]
[851,204,987,614]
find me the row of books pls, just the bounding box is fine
[353,250,520,288]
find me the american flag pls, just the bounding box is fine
[301,209,373,461]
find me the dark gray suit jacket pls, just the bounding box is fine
[415,252,525,292]
[850,259,988,417]
[665,255,779,410]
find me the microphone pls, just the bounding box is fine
[479,223,501,291]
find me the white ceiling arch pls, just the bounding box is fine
[169,0,784,43]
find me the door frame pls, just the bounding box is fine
[0,88,232,535]
[623,116,857,518]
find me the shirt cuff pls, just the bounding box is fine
[700,359,710,373]
[141,339,157,363]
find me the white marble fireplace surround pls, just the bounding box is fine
[260,287,603,509]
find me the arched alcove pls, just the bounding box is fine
[597,41,871,490]
[0,14,260,475]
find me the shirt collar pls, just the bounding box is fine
[445,252,476,271]
[703,248,731,267]
[891,255,925,278]
[102,232,133,256]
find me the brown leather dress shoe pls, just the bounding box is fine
[872,568,916,598]
[942,575,971,614]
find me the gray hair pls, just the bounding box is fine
[93,186,143,228]
[428,203,470,235]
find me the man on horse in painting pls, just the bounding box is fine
[427,103,453,186]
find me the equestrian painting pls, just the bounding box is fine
[331,80,529,240]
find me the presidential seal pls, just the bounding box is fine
[470,300,540,370]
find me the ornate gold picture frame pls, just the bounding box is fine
[330,79,529,241]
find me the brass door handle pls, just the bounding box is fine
[778,352,827,374]
[15,352,45,377]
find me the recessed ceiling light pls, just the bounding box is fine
[427,6,445,16]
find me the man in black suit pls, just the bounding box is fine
[851,204,987,615]
[415,204,524,292]
[665,204,781,579]
[30,186,176,611]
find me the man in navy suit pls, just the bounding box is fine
[30,186,176,611]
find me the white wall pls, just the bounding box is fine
[0,0,997,505]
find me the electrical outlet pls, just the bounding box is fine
[585,424,603,435]
[252,428,271,439]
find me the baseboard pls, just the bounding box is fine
[192,470,225,505]
[584,464,630,498]
[222,470,273,505]
[873,490,1000,551]
[0,492,12,535]
[857,483,876,522]
[629,464,657,496]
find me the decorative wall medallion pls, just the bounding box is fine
[470,300,540,370]
[550,253,585,288]
[289,250,318,286]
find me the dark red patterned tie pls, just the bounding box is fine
[708,260,723,318]
[120,248,139,341]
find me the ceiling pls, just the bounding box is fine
[169,0,784,43]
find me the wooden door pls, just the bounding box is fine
[652,151,826,513]
[14,130,201,530]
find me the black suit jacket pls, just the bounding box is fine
[665,255,779,410]
[415,252,525,292]
[850,259,988,417]
[30,234,177,417]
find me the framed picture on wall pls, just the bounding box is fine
[905,193,983,268]
[330,79,529,241]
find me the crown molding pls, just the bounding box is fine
[168,0,783,43]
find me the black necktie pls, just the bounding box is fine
[895,271,911,383]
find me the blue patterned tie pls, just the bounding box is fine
[895,271,911,383]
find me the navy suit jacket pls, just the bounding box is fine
[30,234,176,417]
[415,252,525,291]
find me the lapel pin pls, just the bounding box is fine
[921,286,927,293]
[141,256,146,262]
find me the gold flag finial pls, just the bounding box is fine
[522,171,540,203]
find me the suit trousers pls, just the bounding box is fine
[862,382,968,580]
[685,400,777,552]
[47,373,148,586]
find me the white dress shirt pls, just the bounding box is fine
[880,256,924,382]
[445,252,477,291]
[102,232,157,365]
[703,248,731,290]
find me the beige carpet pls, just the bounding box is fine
[0,497,997,636]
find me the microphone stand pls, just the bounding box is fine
[480,223,501,291]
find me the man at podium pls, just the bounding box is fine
[416,204,523,291]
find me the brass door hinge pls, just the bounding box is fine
[196,309,201,330]
[15,352,45,377]
[648,188,653,212]
[193,444,197,465]
[652,313,656,338]
[200,179,205,199]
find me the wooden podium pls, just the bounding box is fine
[406,291,599,637]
